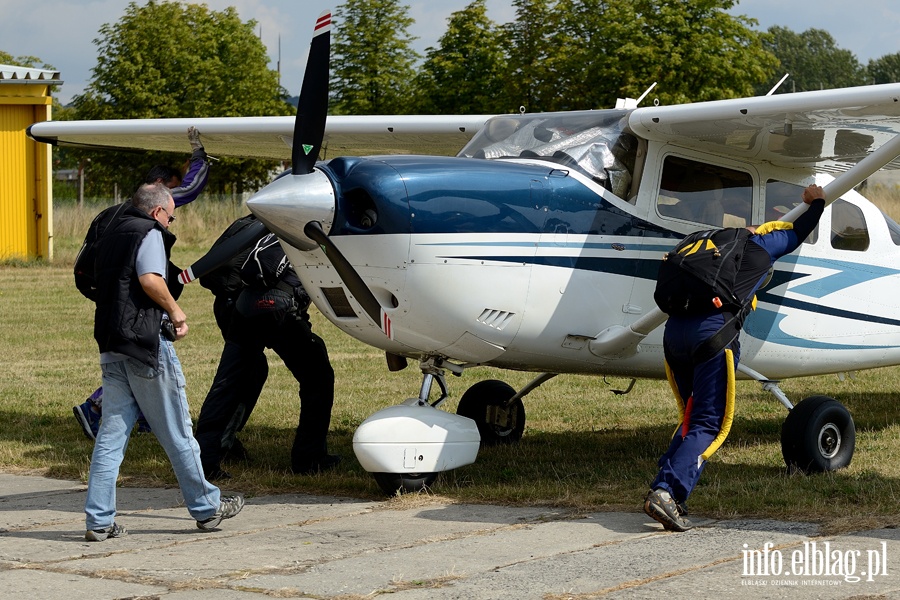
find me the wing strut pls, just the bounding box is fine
[781,132,900,221]
[588,306,668,360]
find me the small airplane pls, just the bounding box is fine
[29,10,900,494]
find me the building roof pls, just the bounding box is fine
[0,64,62,84]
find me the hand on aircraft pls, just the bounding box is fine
[801,184,825,204]
[187,126,203,152]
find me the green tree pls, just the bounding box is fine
[413,0,509,114]
[869,52,900,85]
[502,0,559,112]
[0,51,54,70]
[760,26,866,94]
[73,0,292,197]
[547,0,777,110]
[330,0,419,115]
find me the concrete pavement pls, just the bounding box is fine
[1,472,899,599]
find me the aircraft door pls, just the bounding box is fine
[509,169,644,365]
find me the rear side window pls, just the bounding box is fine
[830,199,869,252]
[881,209,900,246]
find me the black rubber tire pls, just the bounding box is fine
[372,472,438,495]
[456,380,525,446]
[781,395,855,473]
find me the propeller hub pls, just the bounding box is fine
[246,169,335,251]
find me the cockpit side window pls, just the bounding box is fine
[830,199,870,251]
[765,180,817,245]
[656,156,752,228]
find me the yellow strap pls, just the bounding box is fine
[679,238,719,256]
[664,359,686,438]
[754,220,794,236]
[700,348,737,461]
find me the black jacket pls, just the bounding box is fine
[93,205,176,369]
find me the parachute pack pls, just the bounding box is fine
[240,232,295,290]
[75,202,185,302]
[73,203,128,301]
[654,227,753,317]
[198,214,260,297]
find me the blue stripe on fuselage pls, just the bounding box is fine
[429,238,900,348]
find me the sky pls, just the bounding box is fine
[1,0,899,105]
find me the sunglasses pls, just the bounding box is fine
[158,206,176,225]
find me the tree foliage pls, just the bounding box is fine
[18,0,897,202]
[502,0,558,112]
[330,0,419,115]
[759,26,866,94]
[540,0,777,110]
[73,0,292,197]
[0,51,54,70]
[869,53,900,85]
[413,0,509,114]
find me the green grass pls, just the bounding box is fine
[4,193,900,532]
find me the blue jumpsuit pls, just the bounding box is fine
[651,201,824,504]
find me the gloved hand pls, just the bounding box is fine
[294,286,312,312]
[187,126,203,152]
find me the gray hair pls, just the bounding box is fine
[132,183,172,214]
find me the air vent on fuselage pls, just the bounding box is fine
[322,287,357,318]
[477,309,515,330]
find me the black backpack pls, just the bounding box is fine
[654,227,752,316]
[74,203,128,301]
[198,214,260,297]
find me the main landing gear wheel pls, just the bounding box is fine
[781,395,855,473]
[456,380,525,446]
[372,472,438,495]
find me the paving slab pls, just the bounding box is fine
[1,473,899,600]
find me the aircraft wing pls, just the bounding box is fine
[27,114,495,159]
[629,83,900,175]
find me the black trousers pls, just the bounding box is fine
[195,296,335,473]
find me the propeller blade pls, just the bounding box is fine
[178,220,269,284]
[303,220,393,339]
[292,10,331,175]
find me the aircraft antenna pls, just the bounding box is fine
[766,73,790,96]
[615,82,657,110]
[635,82,657,106]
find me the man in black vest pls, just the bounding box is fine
[84,183,243,541]
[645,183,825,532]
[74,127,212,439]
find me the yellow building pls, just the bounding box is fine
[0,64,61,260]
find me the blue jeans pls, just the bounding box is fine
[85,336,220,529]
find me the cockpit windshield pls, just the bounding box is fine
[458,110,638,199]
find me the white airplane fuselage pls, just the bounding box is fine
[253,109,900,383]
